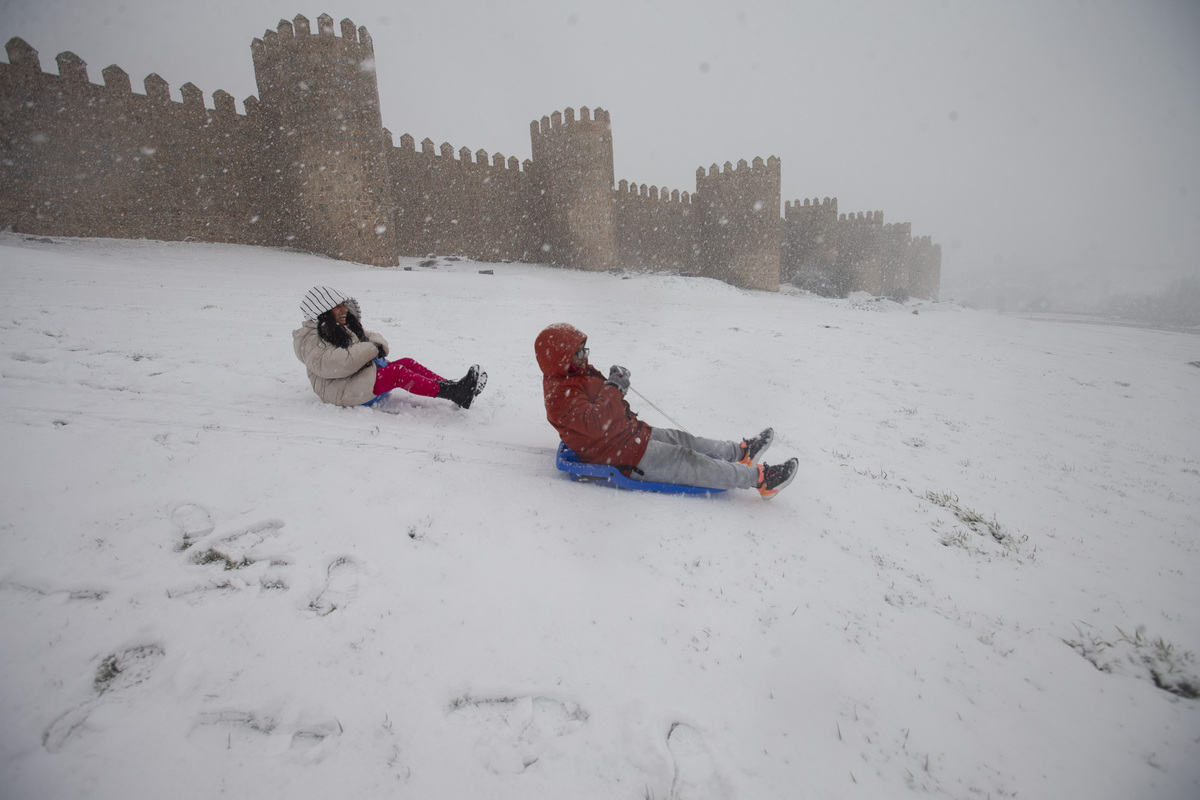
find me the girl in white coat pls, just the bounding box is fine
[292,286,485,409]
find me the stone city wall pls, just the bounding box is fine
[0,13,940,298]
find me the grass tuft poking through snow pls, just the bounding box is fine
[1066,624,1200,700]
[925,489,1032,560]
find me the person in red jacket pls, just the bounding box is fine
[535,323,798,498]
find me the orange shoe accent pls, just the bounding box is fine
[738,443,753,466]
[757,458,798,500]
[739,428,773,466]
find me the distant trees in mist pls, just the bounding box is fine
[1101,277,1200,328]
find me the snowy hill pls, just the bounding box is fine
[1,233,1197,799]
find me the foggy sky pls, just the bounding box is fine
[2,0,1198,304]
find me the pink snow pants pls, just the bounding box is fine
[372,358,444,398]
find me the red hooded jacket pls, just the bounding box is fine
[535,323,652,470]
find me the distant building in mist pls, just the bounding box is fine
[0,13,940,299]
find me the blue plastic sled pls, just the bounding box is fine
[555,442,726,495]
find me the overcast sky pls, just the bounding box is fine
[3,0,1198,301]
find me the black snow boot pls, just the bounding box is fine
[436,365,487,409]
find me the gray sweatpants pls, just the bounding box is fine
[632,428,758,490]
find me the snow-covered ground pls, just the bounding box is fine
[1,232,1197,799]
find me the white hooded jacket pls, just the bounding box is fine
[292,321,390,406]
[292,286,391,407]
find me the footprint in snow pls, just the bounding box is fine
[213,518,285,551]
[667,722,731,800]
[11,351,51,364]
[447,694,588,774]
[168,517,290,600]
[42,643,166,753]
[307,557,359,617]
[0,579,107,603]
[188,710,342,761]
[187,518,285,569]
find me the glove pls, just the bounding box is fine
[605,364,631,395]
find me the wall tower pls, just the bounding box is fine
[783,197,840,293]
[530,106,616,270]
[251,14,395,265]
[695,157,782,291]
[838,211,886,295]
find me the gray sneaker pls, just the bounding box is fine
[757,458,798,499]
[739,427,774,465]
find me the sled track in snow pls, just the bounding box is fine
[0,393,556,471]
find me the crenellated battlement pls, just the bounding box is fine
[695,155,782,183]
[617,180,692,205]
[532,105,612,137]
[4,37,39,70]
[54,51,87,84]
[840,210,886,226]
[785,196,838,214]
[254,13,372,51]
[250,13,379,117]
[1,35,254,123]
[396,135,530,172]
[100,64,129,92]
[0,16,939,297]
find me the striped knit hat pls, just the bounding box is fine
[300,286,361,321]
